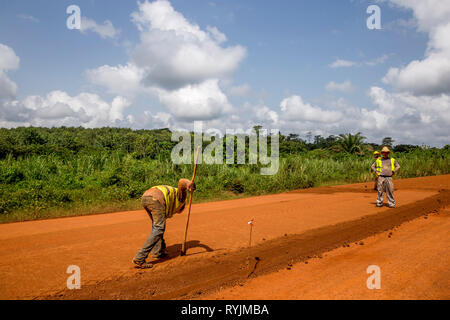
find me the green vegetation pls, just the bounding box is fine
[0,127,448,223]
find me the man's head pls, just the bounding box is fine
[381,146,391,159]
[373,151,380,159]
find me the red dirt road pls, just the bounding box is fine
[204,208,450,300]
[0,175,448,300]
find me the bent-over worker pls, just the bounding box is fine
[133,179,195,269]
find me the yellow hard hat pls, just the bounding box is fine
[373,151,380,155]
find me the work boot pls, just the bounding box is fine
[132,259,153,269]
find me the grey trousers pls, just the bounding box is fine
[134,195,167,262]
[377,176,395,208]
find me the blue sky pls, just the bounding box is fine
[0,0,449,146]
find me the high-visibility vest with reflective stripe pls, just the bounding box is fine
[376,158,395,175]
[153,185,184,218]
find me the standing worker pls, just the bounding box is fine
[133,179,196,269]
[373,151,381,191]
[371,147,400,208]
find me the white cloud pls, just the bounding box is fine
[86,63,145,96]
[0,71,18,99]
[388,0,450,33]
[326,81,355,93]
[0,44,20,71]
[367,86,450,145]
[1,91,132,128]
[236,87,449,146]
[156,79,232,121]
[87,0,246,123]
[206,26,227,44]
[132,111,175,129]
[0,44,20,99]
[329,59,356,68]
[383,0,450,96]
[330,55,389,68]
[129,0,246,90]
[243,102,279,126]
[0,43,133,128]
[80,17,120,39]
[280,95,343,123]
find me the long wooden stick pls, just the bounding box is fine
[181,146,201,256]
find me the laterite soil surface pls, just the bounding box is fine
[0,175,448,300]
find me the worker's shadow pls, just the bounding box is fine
[151,240,214,265]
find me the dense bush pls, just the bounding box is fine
[0,127,448,222]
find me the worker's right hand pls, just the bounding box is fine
[188,182,196,192]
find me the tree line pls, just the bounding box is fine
[0,126,447,160]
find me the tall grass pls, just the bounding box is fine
[0,149,448,223]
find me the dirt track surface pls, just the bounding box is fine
[204,208,450,300]
[0,175,448,300]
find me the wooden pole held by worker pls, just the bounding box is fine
[181,146,201,256]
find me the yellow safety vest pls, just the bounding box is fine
[376,158,396,175]
[153,185,185,218]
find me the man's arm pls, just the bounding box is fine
[393,160,400,174]
[176,179,195,213]
[371,162,378,175]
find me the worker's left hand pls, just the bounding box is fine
[188,182,196,192]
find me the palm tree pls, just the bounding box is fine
[337,132,366,154]
[382,137,394,148]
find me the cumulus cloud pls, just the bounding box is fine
[243,102,279,126]
[271,86,449,146]
[367,86,450,145]
[80,17,120,39]
[0,43,133,128]
[0,72,19,100]
[129,0,246,90]
[280,95,342,123]
[0,91,132,128]
[87,0,246,122]
[383,0,450,96]
[86,63,145,96]
[326,81,355,93]
[156,79,232,121]
[0,44,20,71]
[388,0,450,32]
[229,84,448,146]
[0,44,20,99]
